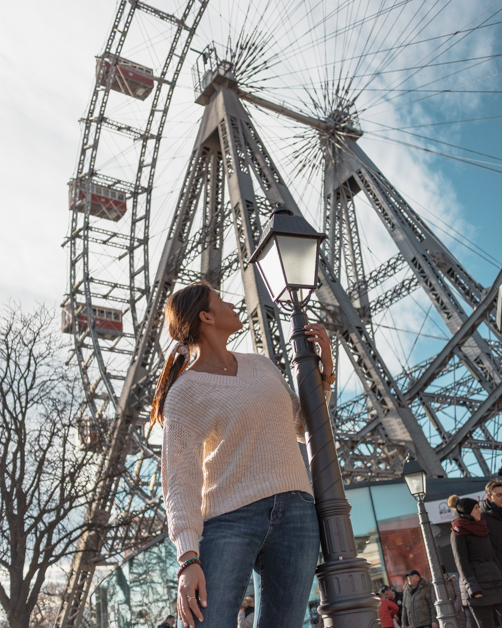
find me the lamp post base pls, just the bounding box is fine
[289,305,381,627]
[317,558,381,627]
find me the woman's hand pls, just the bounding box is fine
[305,324,333,377]
[177,563,207,628]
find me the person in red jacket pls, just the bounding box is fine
[379,593,399,628]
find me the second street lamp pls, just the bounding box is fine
[249,204,381,628]
[402,456,460,628]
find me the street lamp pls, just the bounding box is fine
[402,456,427,500]
[497,285,502,332]
[248,204,324,307]
[402,456,460,628]
[250,204,380,628]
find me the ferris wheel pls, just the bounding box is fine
[58,1,502,624]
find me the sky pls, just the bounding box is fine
[0,1,114,307]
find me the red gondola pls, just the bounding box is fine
[68,180,127,221]
[96,56,154,101]
[62,303,123,339]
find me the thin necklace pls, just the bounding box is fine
[196,355,235,371]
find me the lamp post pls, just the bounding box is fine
[402,456,460,628]
[249,204,380,628]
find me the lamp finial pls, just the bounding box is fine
[271,203,294,217]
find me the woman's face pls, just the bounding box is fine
[471,503,481,521]
[205,289,243,334]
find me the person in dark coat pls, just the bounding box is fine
[402,569,438,628]
[480,480,502,559]
[449,494,502,628]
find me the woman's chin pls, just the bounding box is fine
[232,319,244,333]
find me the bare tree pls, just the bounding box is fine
[0,305,102,628]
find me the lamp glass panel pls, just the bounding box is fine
[404,471,427,497]
[275,235,318,288]
[257,237,287,301]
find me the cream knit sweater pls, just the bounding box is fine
[162,351,324,560]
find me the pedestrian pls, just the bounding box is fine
[378,591,399,628]
[157,616,176,628]
[401,569,438,628]
[238,596,254,628]
[151,282,334,628]
[380,585,403,624]
[480,480,502,558]
[449,494,502,628]
[441,565,466,628]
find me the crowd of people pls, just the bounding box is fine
[376,479,502,628]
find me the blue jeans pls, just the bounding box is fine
[193,491,320,628]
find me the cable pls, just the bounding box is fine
[362,2,502,110]
[362,134,502,174]
[383,115,502,130]
[362,119,502,163]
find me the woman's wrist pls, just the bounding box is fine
[179,550,198,564]
[321,361,334,374]
[176,555,201,579]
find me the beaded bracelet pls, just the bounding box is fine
[177,557,201,579]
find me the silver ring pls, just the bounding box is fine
[187,595,193,603]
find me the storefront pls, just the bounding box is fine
[345,476,489,589]
[91,476,492,628]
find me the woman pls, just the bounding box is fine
[238,596,254,628]
[448,495,502,628]
[150,282,334,628]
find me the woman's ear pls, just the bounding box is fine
[199,310,214,324]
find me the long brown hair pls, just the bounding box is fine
[150,281,212,427]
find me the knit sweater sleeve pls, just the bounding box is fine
[257,354,332,444]
[161,399,205,561]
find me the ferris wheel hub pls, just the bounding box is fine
[326,99,363,138]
